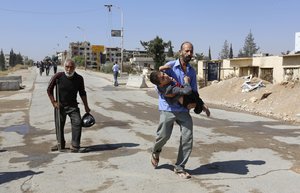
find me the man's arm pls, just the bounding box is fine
[159,65,171,71]
[80,95,91,113]
[78,76,90,113]
[166,76,192,96]
[47,73,62,108]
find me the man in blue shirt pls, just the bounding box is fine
[151,41,198,179]
[112,61,120,86]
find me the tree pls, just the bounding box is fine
[238,30,259,57]
[140,36,168,70]
[9,49,17,67]
[229,43,233,59]
[166,41,174,57]
[72,56,85,67]
[0,49,5,71]
[195,53,206,60]
[16,52,24,65]
[219,40,230,59]
[208,47,212,60]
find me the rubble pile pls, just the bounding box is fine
[199,76,300,123]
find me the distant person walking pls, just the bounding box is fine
[47,59,91,152]
[112,61,119,86]
[151,41,200,179]
[39,61,44,76]
[52,60,58,74]
[45,60,51,76]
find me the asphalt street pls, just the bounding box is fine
[1,66,300,193]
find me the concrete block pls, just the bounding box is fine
[126,75,148,88]
[0,76,22,84]
[0,80,20,91]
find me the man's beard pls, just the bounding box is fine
[65,71,74,77]
[182,55,192,63]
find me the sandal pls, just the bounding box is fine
[70,145,80,153]
[151,154,159,168]
[50,143,65,152]
[174,169,191,179]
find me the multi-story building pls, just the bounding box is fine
[67,42,153,69]
[69,41,92,66]
[104,47,121,63]
[4,54,9,67]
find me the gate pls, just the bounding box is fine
[204,62,221,86]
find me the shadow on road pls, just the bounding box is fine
[81,143,139,153]
[156,160,266,175]
[0,170,43,185]
[189,160,266,175]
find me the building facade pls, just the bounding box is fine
[198,54,300,84]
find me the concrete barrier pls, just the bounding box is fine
[0,76,22,91]
[0,80,20,90]
[126,75,148,88]
[0,76,22,83]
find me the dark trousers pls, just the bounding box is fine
[53,67,57,74]
[113,71,119,86]
[182,91,204,113]
[54,106,82,148]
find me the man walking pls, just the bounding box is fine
[151,41,199,179]
[47,59,90,152]
[112,61,120,86]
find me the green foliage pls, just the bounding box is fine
[167,41,174,57]
[219,40,230,59]
[100,62,113,73]
[16,53,24,65]
[208,47,212,60]
[173,52,180,59]
[25,59,34,66]
[9,49,17,67]
[238,30,260,57]
[0,49,5,71]
[229,43,233,59]
[195,53,205,60]
[72,56,85,67]
[189,60,198,72]
[140,36,168,70]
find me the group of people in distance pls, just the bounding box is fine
[46,41,210,179]
[36,58,58,76]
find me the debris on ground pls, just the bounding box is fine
[241,75,265,92]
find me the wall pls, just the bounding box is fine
[197,55,300,84]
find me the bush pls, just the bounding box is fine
[100,62,113,73]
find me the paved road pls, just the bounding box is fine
[1,67,300,193]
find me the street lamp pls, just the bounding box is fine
[104,4,124,73]
[76,26,87,70]
[64,36,69,60]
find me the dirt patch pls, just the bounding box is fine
[199,77,300,123]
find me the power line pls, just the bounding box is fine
[0,7,99,15]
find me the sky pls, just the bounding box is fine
[0,0,299,61]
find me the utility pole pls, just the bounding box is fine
[76,26,87,70]
[104,4,124,73]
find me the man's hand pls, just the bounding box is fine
[52,101,59,109]
[186,103,196,109]
[85,106,91,113]
[203,104,210,117]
